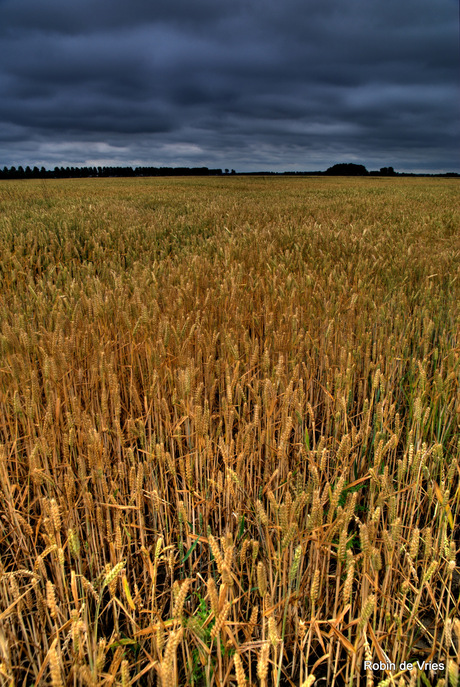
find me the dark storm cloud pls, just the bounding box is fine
[0,0,458,172]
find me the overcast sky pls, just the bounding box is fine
[0,0,458,173]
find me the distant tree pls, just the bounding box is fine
[324,163,369,176]
[380,166,396,176]
[225,168,229,174]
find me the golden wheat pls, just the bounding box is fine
[0,176,458,685]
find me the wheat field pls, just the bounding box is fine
[0,176,459,686]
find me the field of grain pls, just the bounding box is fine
[0,176,459,686]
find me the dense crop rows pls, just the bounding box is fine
[0,177,459,686]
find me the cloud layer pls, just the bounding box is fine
[1,0,458,172]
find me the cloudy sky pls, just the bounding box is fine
[0,0,458,173]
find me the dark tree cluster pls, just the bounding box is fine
[377,166,396,176]
[324,163,370,176]
[0,165,223,180]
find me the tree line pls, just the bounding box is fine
[324,164,458,177]
[0,165,225,179]
[0,163,457,179]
